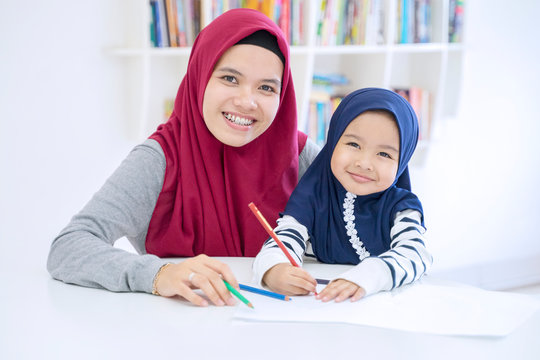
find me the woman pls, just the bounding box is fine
[47,9,319,307]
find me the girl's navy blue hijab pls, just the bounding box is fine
[283,88,424,264]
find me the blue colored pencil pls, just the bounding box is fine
[239,283,291,301]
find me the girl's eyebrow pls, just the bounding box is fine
[215,67,281,87]
[342,133,399,153]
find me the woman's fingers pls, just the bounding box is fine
[174,281,209,307]
[203,257,239,289]
[189,272,228,306]
[154,255,238,306]
[187,256,237,305]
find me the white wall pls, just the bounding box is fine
[1,1,539,288]
[412,0,540,288]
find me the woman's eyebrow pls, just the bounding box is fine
[215,67,242,76]
[215,67,281,87]
[262,78,282,87]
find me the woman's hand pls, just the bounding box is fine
[316,279,366,302]
[154,254,239,307]
[262,263,317,295]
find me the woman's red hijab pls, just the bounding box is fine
[146,9,306,257]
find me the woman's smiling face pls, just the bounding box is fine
[202,44,284,147]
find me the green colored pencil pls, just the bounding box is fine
[223,280,254,309]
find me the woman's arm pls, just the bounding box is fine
[47,139,168,293]
[298,137,320,179]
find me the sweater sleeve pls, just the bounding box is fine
[298,137,320,179]
[335,209,433,296]
[252,215,309,286]
[46,139,169,293]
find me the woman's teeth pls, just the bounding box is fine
[224,112,254,126]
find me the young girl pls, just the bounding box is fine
[47,9,319,307]
[253,88,433,302]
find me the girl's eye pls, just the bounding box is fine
[378,152,392,159]
[346,142,360,149]
[222,75,237,84]
[260,84,276,93]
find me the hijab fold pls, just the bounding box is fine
[146,9,304,257]
[284,88,423,264]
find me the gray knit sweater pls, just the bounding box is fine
[47,138,320,293]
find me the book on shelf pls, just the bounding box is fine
[317,0,385,46]
[307,73,349,145]
[164,98,174,122]
[149,0,202,47]
[150,0,170,47]
[396,0,431,44]
[393,87,431,140]
[210,0,305,46]
[448,0,464,43]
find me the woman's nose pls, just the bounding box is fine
[233,88,257,110]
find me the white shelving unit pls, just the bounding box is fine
[112,0,464,142]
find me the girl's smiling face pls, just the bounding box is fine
[331,110,400,196]
[202,44,284,147]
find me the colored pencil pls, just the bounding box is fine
[316,278,330,285]
[239,283,291,301]
[223,280,254,309]
[248,202,300,267]
[248,202,318,296]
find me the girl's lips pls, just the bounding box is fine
[348,172,373,183]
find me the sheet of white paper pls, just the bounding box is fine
[233,277,540,337]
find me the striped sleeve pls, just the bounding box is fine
[336,209,433,296]
[251,215,309,286]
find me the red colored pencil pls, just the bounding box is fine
[248,202,299,267]
[248,202,318,295]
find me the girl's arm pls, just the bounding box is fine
[252,215,316,294]
[332,209,432,296]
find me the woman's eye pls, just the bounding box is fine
[346,142,360,149]
[222,75,237,83]
[378,152,391,159]
[260,84,276,93]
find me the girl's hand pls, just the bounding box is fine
[154,254,238,307]
[316,279,366,302]
[262,263,317,296]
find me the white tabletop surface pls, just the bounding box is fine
[1,257,539,360]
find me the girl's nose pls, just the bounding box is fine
[355,153,373,170]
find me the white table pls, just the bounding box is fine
[2,258,539,360]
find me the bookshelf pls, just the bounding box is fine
[112,0,464,145]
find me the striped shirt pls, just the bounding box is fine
[252,209,432,296]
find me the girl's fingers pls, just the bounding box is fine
[317,280,358,302]
[351,287,366,302]
[288,274,317,293]
[334,285,357,303]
